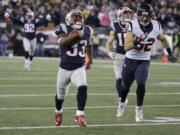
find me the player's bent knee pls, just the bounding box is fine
[56,88,66,100]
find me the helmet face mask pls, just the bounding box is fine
[26,11,34,21]
[117,7,132,26]
[137,3,152,26]
[69,9,84,29]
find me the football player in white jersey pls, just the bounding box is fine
[106,7,132,117]
[118,3,177,122]
[54,9,93,128]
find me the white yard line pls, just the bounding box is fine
[1,77,180,80]
[0,84,115,87]
[0,57,180,66]
[1,105,180,110]
[1,82,180,88]
[0,92,180,97]
[0,122,180,130]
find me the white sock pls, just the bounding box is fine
[76,110,84,116]
[55,109,63,113]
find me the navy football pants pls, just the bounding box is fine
[121,57,150,106]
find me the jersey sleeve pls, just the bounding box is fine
[88,26,94,37]
[55,23,68,36]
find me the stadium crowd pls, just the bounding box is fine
[0,0,180,56]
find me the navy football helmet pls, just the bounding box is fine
[137,3,152,26]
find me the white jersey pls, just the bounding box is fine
[126,19,162,60]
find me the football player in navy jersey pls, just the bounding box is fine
[5,10,51,71]
[106,7,132,117]
[54,9,93,128]
[118,3,177,122]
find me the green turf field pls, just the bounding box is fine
[0,57,180,135]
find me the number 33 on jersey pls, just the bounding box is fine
[55,23,93,70]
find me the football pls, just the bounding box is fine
[68,30,81,44]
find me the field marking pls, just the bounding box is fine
[0,56,180,65]
[160,82,180,85]
[1,104,180,110]
[0,92,180,97]
[1,81,180,88]
[0,122,180,130]
[1,77,180,81]
[0,84,178,88]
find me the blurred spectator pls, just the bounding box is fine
[13,28,24,56]
[0,30,8,56]
[36,30,47,57]
[173,32,180,60]
[0,0,180,57]
[85,9,100,27]
[91,31,100,58]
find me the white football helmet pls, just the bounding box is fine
[117,7,132,25]
[67,9,84,29]
[26,11,34,21]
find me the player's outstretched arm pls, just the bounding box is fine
[85,45,93,70]
[157,34,177,63]
[106,31,116,59]
[58,30,83,46]
[106,31,116,52]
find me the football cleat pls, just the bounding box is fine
[27,62,32,71]
[55,112,62,126]
[116,99,128,117]
[24,61,29,71]
[74,115,87,128]
[135,106,143,122]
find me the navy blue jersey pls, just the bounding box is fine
[110,21,129,54]
[12,17,48,40]
[55,24,93,70]
[23,19,48,40]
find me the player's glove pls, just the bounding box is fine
[133,35,146,47]
[108,52,116,59]
[85,60,92,70]
[168,54,177,63]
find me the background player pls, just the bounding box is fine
[106,7,132,117]
[5,10,51,71]
[54,9,93,128]
[118,3,177,122]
